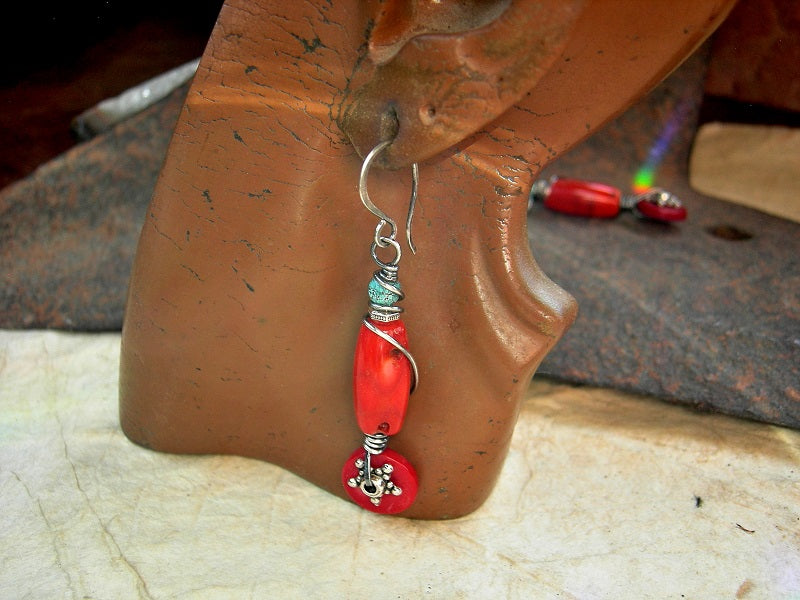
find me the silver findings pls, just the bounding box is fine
[362,317,419,393]
[359,140,396,235]
[363,432,389,454]
[369,311,401,322]
[347,434,402,506]
[620,188,683,210]
[358,141,419,256]
[346,456,403,506]
[527,176,555,211]
[406,163,419,254]
[371,237,402,269]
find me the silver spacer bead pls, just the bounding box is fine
[369,310,401,322]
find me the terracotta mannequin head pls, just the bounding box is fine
[119,0,733,518]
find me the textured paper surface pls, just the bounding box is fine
[1,331,799,598]
[690,122,800,224]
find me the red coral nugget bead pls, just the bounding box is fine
[353,318,412,436]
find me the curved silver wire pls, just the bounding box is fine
[362,317,419,393]
[407,163,418,254]
[371,238,402,269]
[360,140,394,231]
[358,140,419,254]
[370,267,404,301]
[363,433,389,454]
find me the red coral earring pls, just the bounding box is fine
[341,140,420,515]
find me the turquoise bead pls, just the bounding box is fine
[368,278,401,306]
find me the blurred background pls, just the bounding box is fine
[0,0,223,188]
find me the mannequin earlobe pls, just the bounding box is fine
[337,0,585,169]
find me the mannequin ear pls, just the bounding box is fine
[337,0,585,169]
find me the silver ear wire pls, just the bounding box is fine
[358,140,419,254]
[406,163,418,255]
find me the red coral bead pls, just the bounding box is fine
[353,319,412,436]
[545,177,621,218]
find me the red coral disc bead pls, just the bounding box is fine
[342,447,418,514]
[353,319,412,436]
[635,198,688,222]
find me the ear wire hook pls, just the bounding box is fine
[358,140,419,254]
[406,163,418,255]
